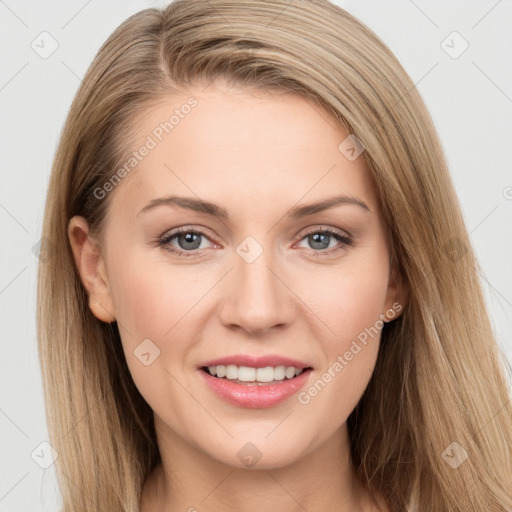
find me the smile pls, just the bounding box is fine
[202,364,309,385]
[198,364,313,408]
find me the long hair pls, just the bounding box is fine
[37,1,512,510]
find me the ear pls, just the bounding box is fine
[382,253,407,322]
[68,216,116,323]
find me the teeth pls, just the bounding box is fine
[238,366,256,382]
[206,365,305,383]
[226,365,238,379]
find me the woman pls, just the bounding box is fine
[37,0,512,510]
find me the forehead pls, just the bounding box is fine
[107,81,378,221]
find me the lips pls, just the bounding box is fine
[200,354,312,369]
[197,354,314,408]
[198,366,312,408]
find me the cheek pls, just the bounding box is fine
[105,249,206,397]
[306,250,391,348]
[108,248,206,338]
[107,238,389,419]
[296,255,390,418]
[331,264,389,341]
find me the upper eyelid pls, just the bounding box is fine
[161,225,352,247]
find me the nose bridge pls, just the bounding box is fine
[218,236,293,334]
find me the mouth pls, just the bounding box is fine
[200,365,314,386]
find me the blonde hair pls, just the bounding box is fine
[37,0,512,510]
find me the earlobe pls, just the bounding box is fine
[68,216,116,323]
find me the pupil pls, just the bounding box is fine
[180,232,201,250]
[310,233,329,250]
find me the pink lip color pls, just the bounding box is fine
[201,354,311,369]
[197,368,312,409]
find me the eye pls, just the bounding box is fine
[157,226,353,258]
[157,227,215,258]
[296,227,353,256]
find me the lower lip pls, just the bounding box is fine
[198,368,312,408]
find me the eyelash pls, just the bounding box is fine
[156,226,353,259]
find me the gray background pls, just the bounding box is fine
[1,1,511,510]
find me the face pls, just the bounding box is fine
[69,79,402,470]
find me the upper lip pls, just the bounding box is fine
[200,354,313,369]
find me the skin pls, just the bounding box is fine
[68,79,403,512]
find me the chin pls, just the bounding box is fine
[201,434,312,471]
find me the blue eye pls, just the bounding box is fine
[158,228,210,258]
[157,226,352,258]
[297,227,352,256]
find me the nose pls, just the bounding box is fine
[217,247,295,336]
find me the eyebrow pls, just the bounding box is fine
[137,194,370,219]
